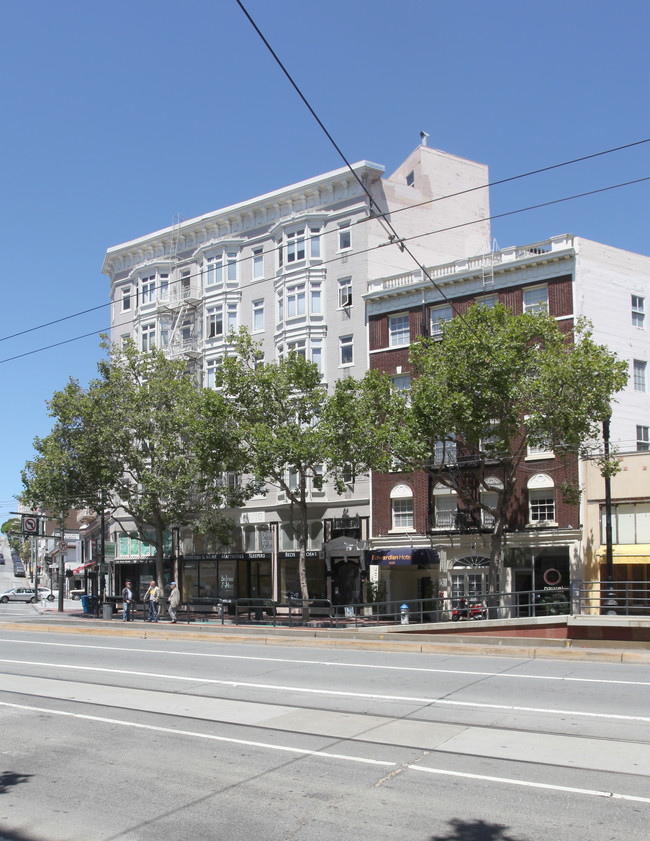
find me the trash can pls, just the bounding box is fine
[80,595,90,614]
[102,603,113,620]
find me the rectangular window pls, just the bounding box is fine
[433,437,456,466]
[430,305,453,338]
[338,278,352,309]
[122,287,131,311]
[311,282,322,315]
[310,228,321,259]
[634,360,647,392]
[312,464,324,491]
[389,313,410,347]
[477,294,498,309]
[637,425,650,452]
[311,341,322,373]
[529,489,555,523]
[141,322,155,352]
[340,335,353,366]
[435,494,457,529]
[286,231,305,263]
[523,286,549,314]
[207,306,223,339]
[338,221,351,251]
[227,251,237,283]
[253,248,263,279]
[159,273,169,301]
[392,498,413,530]
[227,303,238,334]
[206,358,221,389]
[602,502,650,544]
[287,284,306,318]
[120,333,131,348]
[141,275,156,305]
[391,373,411,392]
[288,339,306,359]
[253,299,264,332]
[632,295,645,329]
[206,255,223,288]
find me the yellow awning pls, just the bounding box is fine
[596,545,650,564]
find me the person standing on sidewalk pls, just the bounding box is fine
[122,580,133,622]
[167,581,180,624]
[145,580,160,622]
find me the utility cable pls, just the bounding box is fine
[3,132,648,347]
[233,0,649,343]
[2,171,648,366]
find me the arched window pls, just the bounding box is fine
[527,474,555,525]
[451,556,489,600]
[390,484,414,531]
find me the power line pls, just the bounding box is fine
[3,132,648,348]
[233,0,648,344]
[1,171,648,366]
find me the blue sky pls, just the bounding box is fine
[1,0,649,522]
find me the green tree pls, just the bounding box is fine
[339,304,628,595]
[22,340,245,589]
[201,330,364,603]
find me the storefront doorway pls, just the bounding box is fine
[331,559,361,605]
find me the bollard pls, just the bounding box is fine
[400,603,409,624]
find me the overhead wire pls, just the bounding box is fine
[232,0,649,344]
[2,132,648,350]
[1,170,648,366]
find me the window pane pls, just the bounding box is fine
[389,314,410,346]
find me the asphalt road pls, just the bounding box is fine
[0,625,649,841]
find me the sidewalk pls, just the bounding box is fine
[2,604,650,664]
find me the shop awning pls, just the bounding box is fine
[72,561,97,574]
[596,545,650,564]
[366,547,440,566]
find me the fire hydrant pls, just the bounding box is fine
[400,603,409,624]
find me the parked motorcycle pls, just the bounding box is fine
[452,598,488,621]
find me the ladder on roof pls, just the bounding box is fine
[481,239,499,289]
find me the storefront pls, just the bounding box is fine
[366,547,440,605]
[180,553,272,605]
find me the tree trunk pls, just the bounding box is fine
[298,490,310,620]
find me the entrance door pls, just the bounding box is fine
[515,570,533,617]
[331,560,360,605]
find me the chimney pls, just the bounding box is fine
[420,131,429,147]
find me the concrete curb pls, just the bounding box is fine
[3,616,650,664]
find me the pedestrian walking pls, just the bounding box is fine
[168,581,180,624]
[122,580,134,622]
[145,580,160,622]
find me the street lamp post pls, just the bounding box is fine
[602,415,617,615]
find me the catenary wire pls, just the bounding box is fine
[1,172,648,366]
[2,133,648,347]
[233,0,649,345]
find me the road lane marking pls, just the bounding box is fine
[1,698,648,804]
[1,658,649,722]
[408,765,650,803]
[0,699,394,766]
[1,638,649,687]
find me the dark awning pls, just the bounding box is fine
[365,547,440,566]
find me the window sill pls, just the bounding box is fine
[388,528,416,534]
[525,452,555,461]
[527,521,558,529]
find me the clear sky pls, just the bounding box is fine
[1,0,649,523]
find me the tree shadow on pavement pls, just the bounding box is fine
[430,818,527,841]
[0,771,33,795]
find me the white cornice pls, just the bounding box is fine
[102,161,384,278]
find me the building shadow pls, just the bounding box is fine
[430,818,527,841]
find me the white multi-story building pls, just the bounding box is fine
[102,141,491,606]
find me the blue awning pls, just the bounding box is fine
[366,547,440,566]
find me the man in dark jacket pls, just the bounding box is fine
[122,580,133,621]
